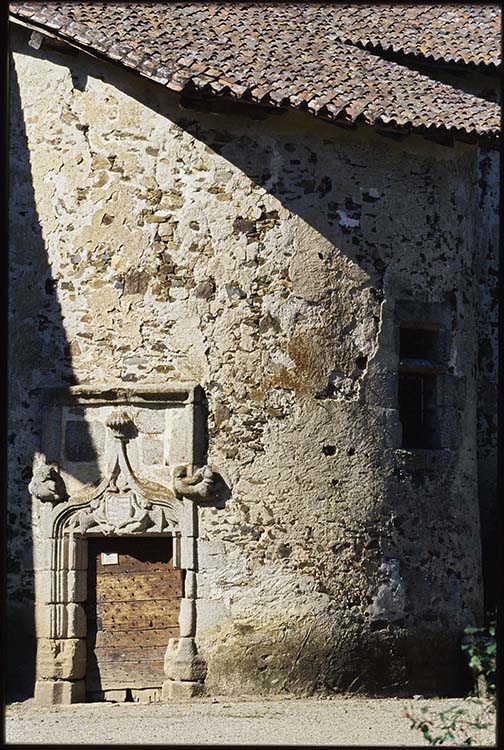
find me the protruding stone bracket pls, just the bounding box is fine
[173,463,217,502]
[29,454,67,504]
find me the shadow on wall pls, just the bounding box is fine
[7,52,97,701]
[7,33,487,698]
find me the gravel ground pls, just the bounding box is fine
[4,695,496,746]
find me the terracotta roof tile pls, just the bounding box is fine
[332,4,501,67]
[9,2,500,137]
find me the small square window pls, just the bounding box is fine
[400,327,438,360]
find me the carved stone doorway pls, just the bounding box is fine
[30,384,214,704]
[86,536,184,702]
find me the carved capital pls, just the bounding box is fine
[29,456,67,504]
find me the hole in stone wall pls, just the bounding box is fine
[44,277,56,295]
[355,355,367,370]
[124,688,133,702]
[369,620,388,632]
[322,445,336,456]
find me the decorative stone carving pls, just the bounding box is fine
[105,409,137,440]
[32,386,213,704]
[173,464,216,501]
[29,455,67,504]
[69,409,179,535]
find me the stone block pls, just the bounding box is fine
[165,658,207,682]
[35,570,87,603]
[35,603,87,639]
[67,570,87,602]
[87,689,130,703]
[180,500,198,538]
[178,598,195,637]
[195,598,232,637]
[66,538,88,571]
[33,539,54,571]
[36,504,58,539]
[36,638,86,680]
[164,636,206,682]
[65,420,104,463]
[136,409,166,434]
[161,680,203,701]
[35,679,86,705]
[103,690,127,702]
[35,570,55,604]
[34,537,87,572]
[197,539,226,570]
[180,537,196,570]
[164,638,179,669]
[142,437,164,465]
[184,570,196,598]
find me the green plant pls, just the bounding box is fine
[405,699,495,746]
[405,622,496,745]
[461,623,496,696]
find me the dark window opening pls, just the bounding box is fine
[399,372,438,448]
[398,324,446,449]
[400,327,438,360]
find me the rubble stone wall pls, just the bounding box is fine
[9,25,496,696]
[474,145,499,616]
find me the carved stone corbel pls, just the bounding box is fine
[29,455,67,504]
[172,464,216,501]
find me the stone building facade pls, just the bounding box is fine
[7,4,499,703]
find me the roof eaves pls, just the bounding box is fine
[8,11,500,143]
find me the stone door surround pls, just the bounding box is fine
[29,384,213,704]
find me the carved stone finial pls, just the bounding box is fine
[29,456,67,504]
[106,409,136,441]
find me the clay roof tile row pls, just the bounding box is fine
[9,2,501,137]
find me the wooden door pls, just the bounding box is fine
[86,537,184,696]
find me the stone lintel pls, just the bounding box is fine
[35,382,202,406]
